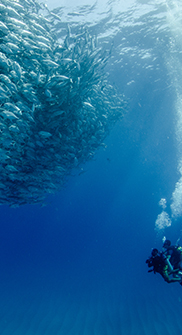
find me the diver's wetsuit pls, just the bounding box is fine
[146,252,181,283]
[164,245,182,270]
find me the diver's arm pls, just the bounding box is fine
[146,258,153,268]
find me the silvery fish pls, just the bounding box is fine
[0,22,9,35]
[0,0,123,206]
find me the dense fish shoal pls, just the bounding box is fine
[0,0,124,206]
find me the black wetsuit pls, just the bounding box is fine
[146,252,181,283]
[147,253,166,275]
[164,246,182,269]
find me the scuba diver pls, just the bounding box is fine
[162,239,182,271]
[146,248,182,284]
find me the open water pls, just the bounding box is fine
[1,0,182,334]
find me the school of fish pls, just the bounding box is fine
[0,0,124,206]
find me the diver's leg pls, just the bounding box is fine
[163,272,181,283]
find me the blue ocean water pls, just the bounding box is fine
[1,0,182,334]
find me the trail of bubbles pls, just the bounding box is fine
[170,93,182,217]
[155,198,171,233]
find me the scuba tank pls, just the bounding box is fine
[162,253,173,273]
